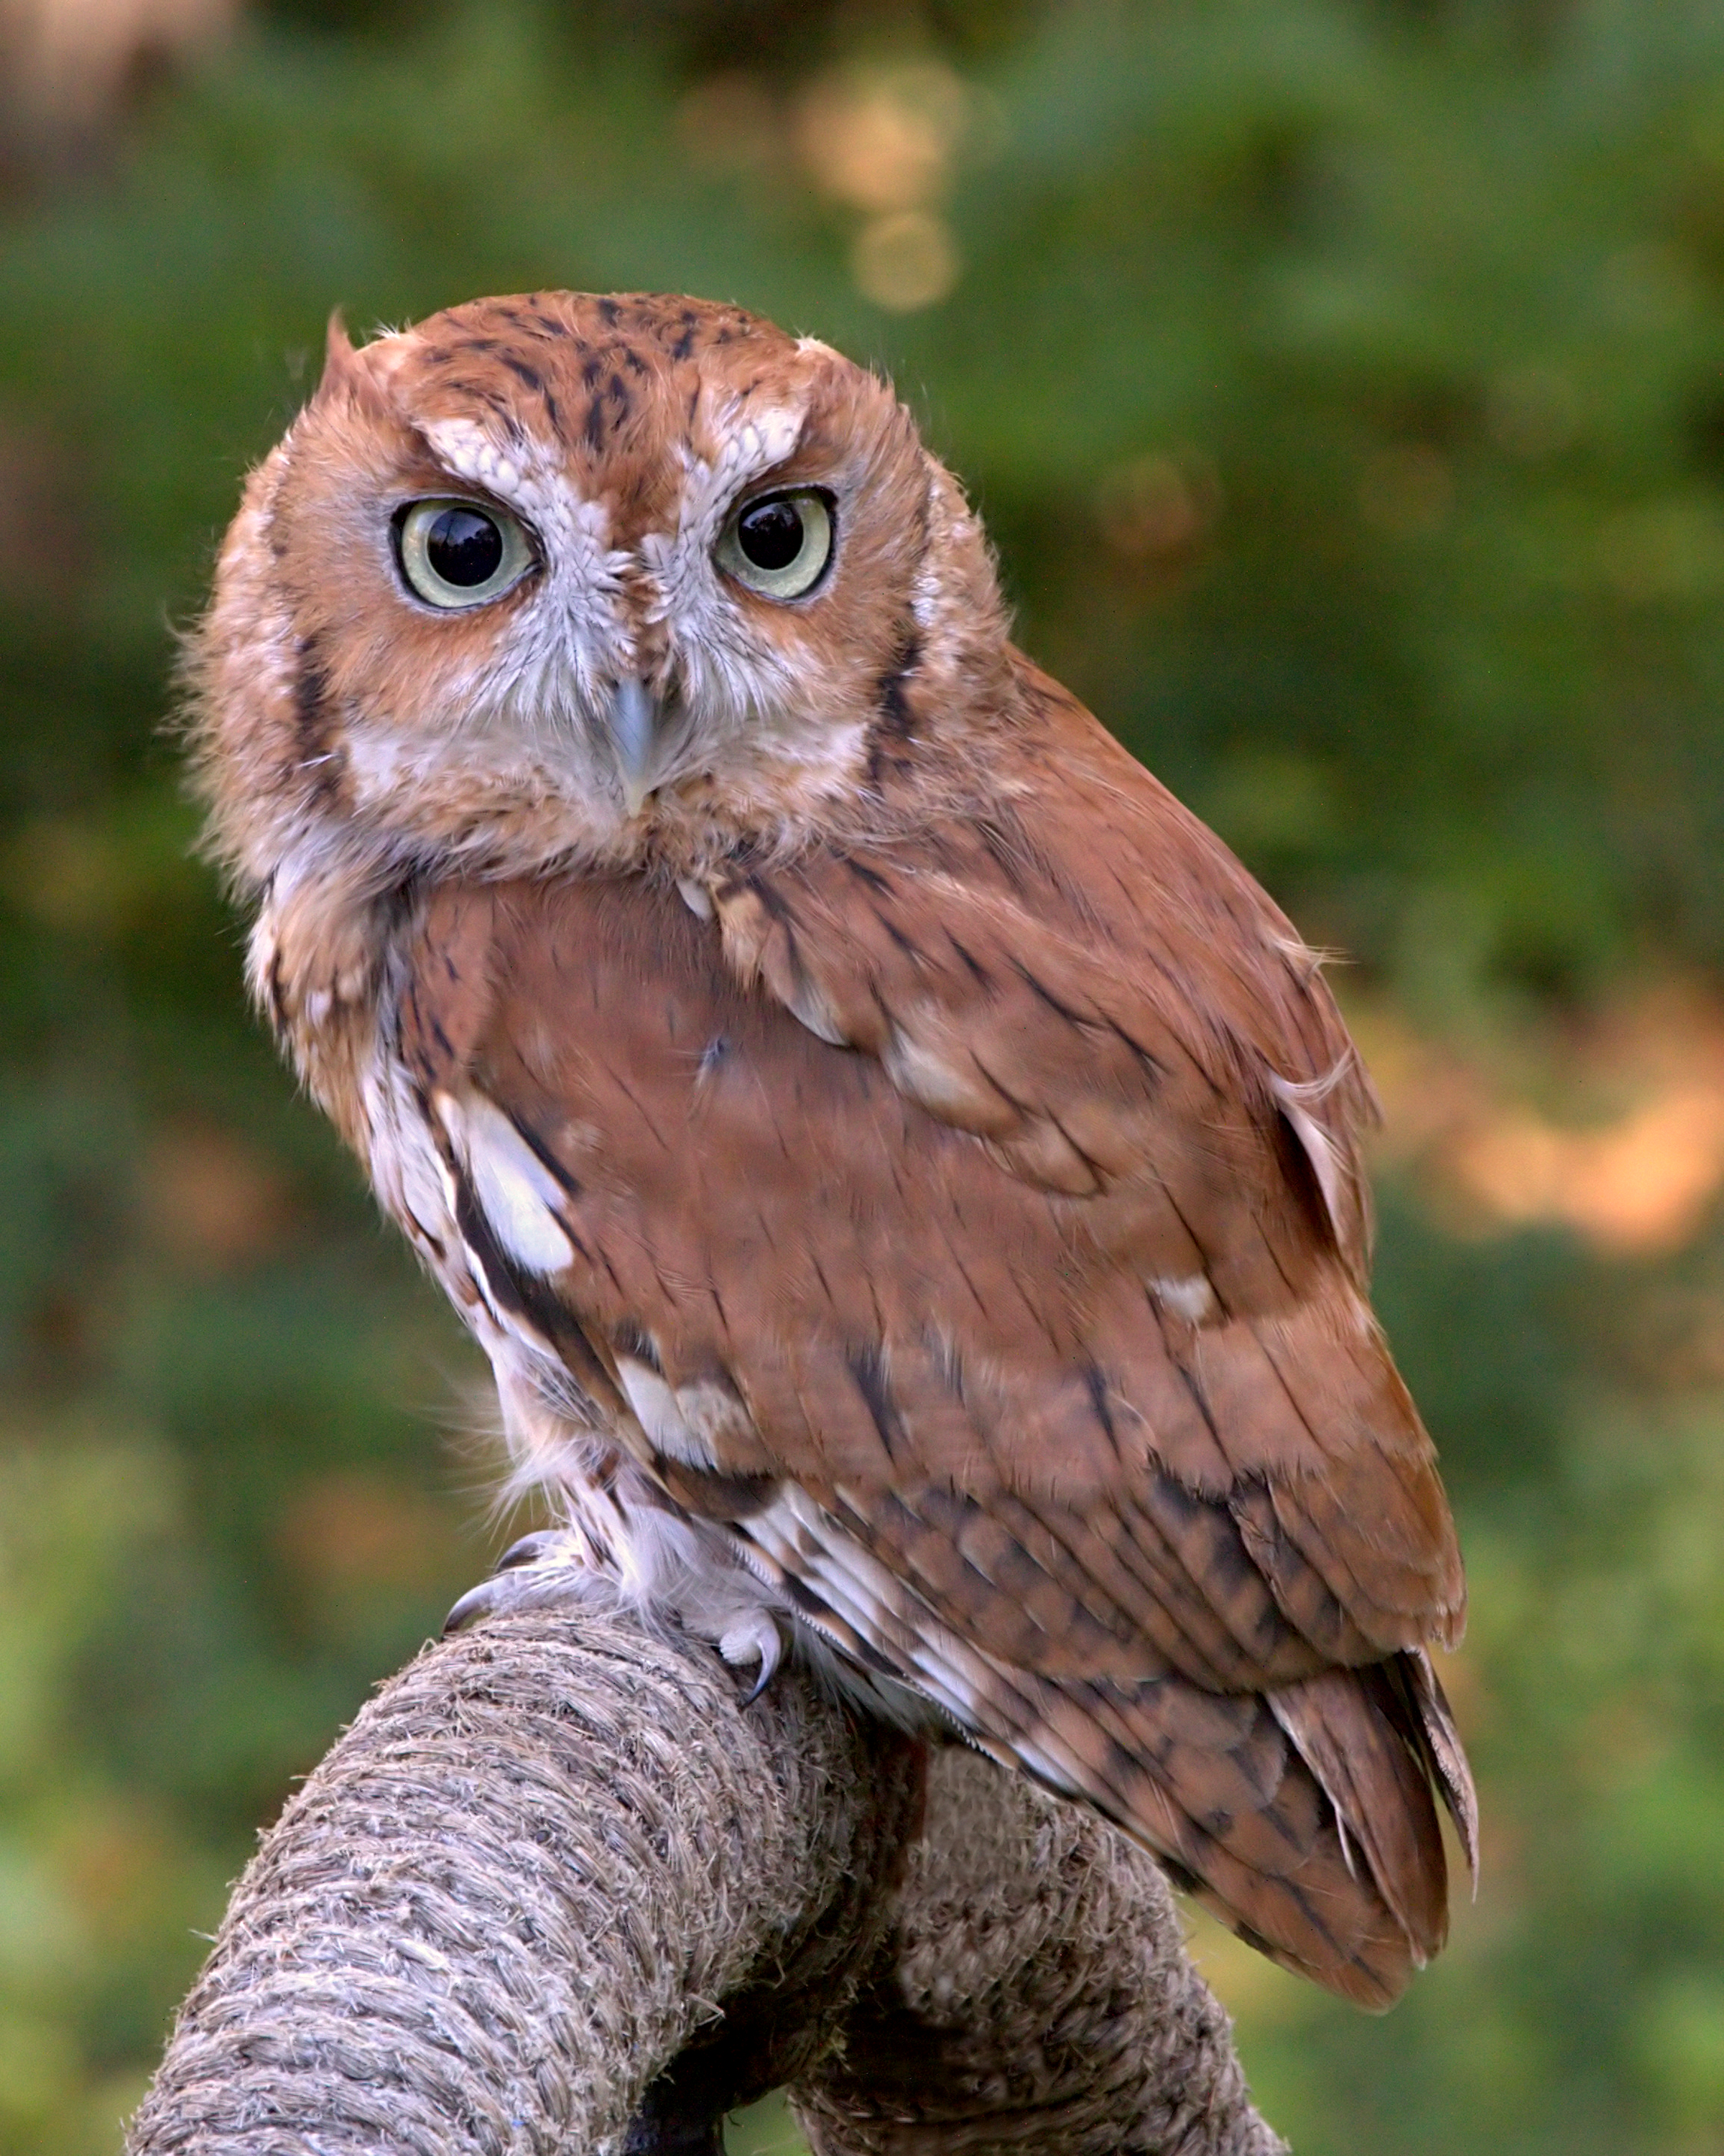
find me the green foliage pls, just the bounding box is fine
[4,3,1724,2148]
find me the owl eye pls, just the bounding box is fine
[715,488,835,600]
[395,498,534,610]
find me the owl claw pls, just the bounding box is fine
[442,1529,573,1635]
[441,1578,503,1636]
[719,1613,785,1704]
[494,1528,560,1572]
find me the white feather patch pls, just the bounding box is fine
[436,1090,575,1276]
[615,1355,718,1468]
[1269,1072,1350,1244]
[676,876,715,920]
[1149,1273,1218,1325]
[362,1048,462,1258]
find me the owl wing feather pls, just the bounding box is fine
[391,663,1472,2007]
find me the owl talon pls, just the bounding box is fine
[442,1528,582,1634]
[718,1612,784,1705]
[494,1528,560,1572]
[441,1578,503,1636]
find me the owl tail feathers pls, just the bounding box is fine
[1264,1652,1479,1974]
[1022,1651,1475,2011]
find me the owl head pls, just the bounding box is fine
[189,292,1011,900]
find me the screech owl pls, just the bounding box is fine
[187,290,1475,2010]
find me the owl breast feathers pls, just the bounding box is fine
[188,289,1475,2009]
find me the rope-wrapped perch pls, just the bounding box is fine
[124,1607,1286,2155]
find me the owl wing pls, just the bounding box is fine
[393,665,1473,2008]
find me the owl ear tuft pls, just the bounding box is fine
[313,309,402,422]
[319,312,381,405]
[317,310,361,396]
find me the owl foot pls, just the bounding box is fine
[442,1529,584,1635]
[717,1612,785,1704]
[442,1530,789,1706]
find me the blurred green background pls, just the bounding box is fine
[4,1,1724,2150]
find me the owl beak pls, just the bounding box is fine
[609,676,662,815]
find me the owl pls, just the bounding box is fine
[188,290,1475,2010]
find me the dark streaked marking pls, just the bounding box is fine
[293,636,334,757]
[1274,1105,1340,1251]
[865,633,922,787]
[1153,1182,1225,1296]
[1083,1362,1122,1461]
[872,906,920,960]
[659,1461,779,1521]
[743,873,792,921]
[1103,1013,1167,1085]
[504,1107,584,1199]
[448,1158,606,1382]
[944,931,991,988]
[876,638,919,739]
[1256,1795,1317,1856]
[1142,1469,1274,1621]
[973,814,1036,898]
[614,1321,662,1370]
[446,380,515,424]
[843,856,893,896]
[264,945,287,1033]
[846,1632,904,1678]
[848,1344,906,1464]
[1166,1345,1223,1445]
[1009,958,1095,1030]
[1228,1484,1353,1656]
[778,1573,833,1620]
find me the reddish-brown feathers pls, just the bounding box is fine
[190,291,1475,2009]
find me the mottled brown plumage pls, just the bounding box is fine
[187,289,1474,2011]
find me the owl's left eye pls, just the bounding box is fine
[715,488,835,601]
[394,498,534,610]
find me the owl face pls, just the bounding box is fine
[205,292,1004,887]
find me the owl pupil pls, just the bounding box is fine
[426,508,504,587]
[737,498,804,571]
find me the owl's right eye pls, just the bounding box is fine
[394,498,534,610]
